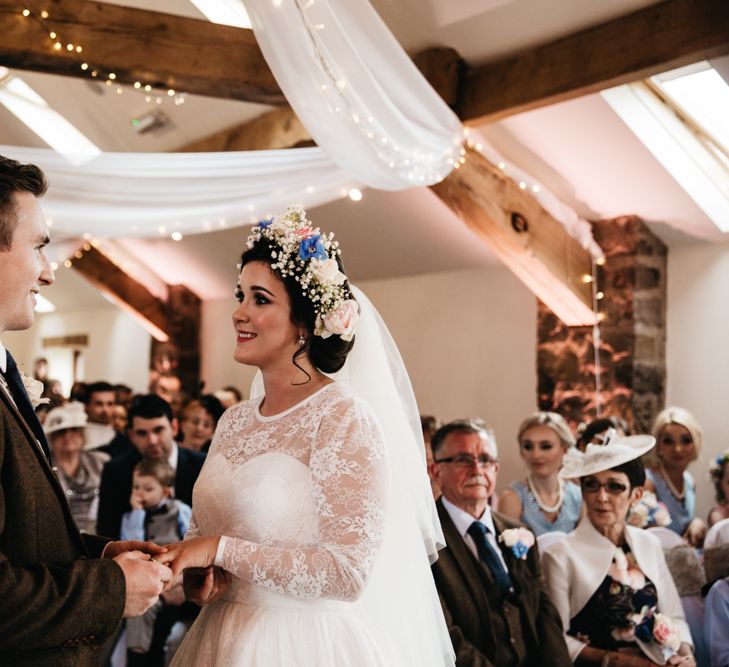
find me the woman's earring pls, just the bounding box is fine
[298,334,306,346]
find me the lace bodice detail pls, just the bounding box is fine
[187,383,387,602]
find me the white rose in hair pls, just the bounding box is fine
[311,258,346,285]
[322,300,359,341]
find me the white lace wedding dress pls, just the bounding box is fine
[170,382,391,666]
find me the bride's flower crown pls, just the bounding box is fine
[246,203,359,341]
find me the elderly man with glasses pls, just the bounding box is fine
[429,419,571,667]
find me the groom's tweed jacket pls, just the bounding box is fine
[0,384,125,666]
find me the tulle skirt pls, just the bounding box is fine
[170,588,388,667]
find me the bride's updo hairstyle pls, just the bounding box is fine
[240,203,359,377]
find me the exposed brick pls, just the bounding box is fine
[537,215,666,432]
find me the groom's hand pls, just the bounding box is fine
[183,567,231,606]
[114,550,173,618]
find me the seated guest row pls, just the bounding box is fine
[428,419,698,666]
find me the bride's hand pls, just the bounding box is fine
[183,566,231,606]
[154,536,221,577]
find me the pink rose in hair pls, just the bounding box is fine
[322,299,359,341]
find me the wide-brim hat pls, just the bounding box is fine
[44,401,88,435]
[559,433,655,479]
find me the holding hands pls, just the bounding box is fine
[155,536,221,577]
[153,536,230,605]
[104,540,172,618]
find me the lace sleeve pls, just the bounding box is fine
[216,399,387,601]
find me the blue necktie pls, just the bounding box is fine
[467,521,513,594]
[3,352,51,460]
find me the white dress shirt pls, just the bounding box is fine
[442,495,510,572]
[0,341,7,373]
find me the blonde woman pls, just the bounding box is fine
[645,407,706,546]
[500,412,582,535]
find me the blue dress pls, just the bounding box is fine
[509,480,582,535]
[645,469,695,535]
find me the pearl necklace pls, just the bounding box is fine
[527,475,564,514]
[659,463,685,501]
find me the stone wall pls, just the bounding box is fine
[537,216,666,434]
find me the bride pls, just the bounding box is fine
[159,203,454,666]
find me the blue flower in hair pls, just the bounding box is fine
[258,218,273,229]
[299,234,327,261]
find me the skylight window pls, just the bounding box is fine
[651,63,729,165]
[601,61,729,233]
[188,0,252,28]
[0,67,101,165]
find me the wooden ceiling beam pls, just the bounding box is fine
[461,0,729,123]
[430,146,596,325]
[70,245,170,342]
[0,0,284,104]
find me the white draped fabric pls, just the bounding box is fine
[245,0,464,190]
[0,144,356,238]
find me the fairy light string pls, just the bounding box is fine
[18,4,186,106]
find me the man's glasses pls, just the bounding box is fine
[581,478,628,495]
[434,454,498,469]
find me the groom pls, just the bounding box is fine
[0,155,172,666]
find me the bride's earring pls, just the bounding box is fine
[298,334,306,346]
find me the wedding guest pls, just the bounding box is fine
[576,416,629,452]
[114,383,135,411]
[430,418,572,666]
[542,434,695,666]
[97,394,205,539]
[83,380,117,450]
[0,154,170,665]
[500,412,582,535]
[88,381,134,459]
[122,460,192,666]
[645,407,706,546]
[45,402,109,533]
[179,395,225,452]
[709,450,729,527]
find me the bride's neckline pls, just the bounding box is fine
[255,382,336,422]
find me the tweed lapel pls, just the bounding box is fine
[437,500,494,615]
[0,387,89,555]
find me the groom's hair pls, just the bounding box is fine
[0,155,48,249]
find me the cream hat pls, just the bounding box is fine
[44,401,88,435]
[559,430,655,479]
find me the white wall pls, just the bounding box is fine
[200,265,539,493]
[2,306,151,394]
[666,240,729,522]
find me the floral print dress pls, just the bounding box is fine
[569,544,659,650]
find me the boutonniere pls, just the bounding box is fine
[21,374,49,409]
[499,527,535,560]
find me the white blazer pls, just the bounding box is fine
[542,518,691,663]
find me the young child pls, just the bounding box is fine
[709,450,729,527]
[121,459,192,663]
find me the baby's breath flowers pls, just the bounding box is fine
[246,203,359,341]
